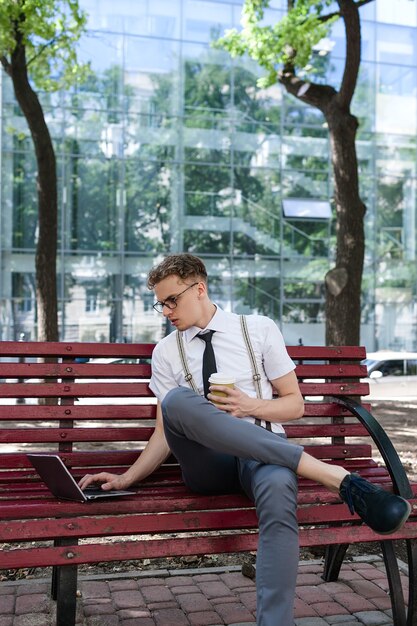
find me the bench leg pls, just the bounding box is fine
[50,539,79,626]
[381,540,407,626]
[322,543,349,581]
[406,538,417,626]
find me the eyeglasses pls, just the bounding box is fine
[153,282,198,313]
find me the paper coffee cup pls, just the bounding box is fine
[208,373,235,397]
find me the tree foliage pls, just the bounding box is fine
[217,0,336,85]
[0,1,88,90]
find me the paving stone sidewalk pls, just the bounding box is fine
[0,555,408,626]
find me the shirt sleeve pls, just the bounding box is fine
[259,316,296,381]
[148,340,177,402]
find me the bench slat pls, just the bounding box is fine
[0,427,154,444]
[295,364,367,377]
[0,382,153,398]
[5,498,415,543]
[288,346,366,359]
[0,362,367,379]
[284,423,368,438]
[298,382,369,395]
[0,405,156,420]
[0,443,373,470]
[0,363,151,378]
[0,423,369,444]
[0,381,369,398]
[1,477,400,521]
[2,520,417,571]
[0,341,155,358]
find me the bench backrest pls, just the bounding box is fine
[0,342,370,486]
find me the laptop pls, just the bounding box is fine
[27,453,135,502]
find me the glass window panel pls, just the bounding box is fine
[11,139,37,249]
[234,276,281,320]
[64,263,126,341]
[123,261,167,342]
[360,3,376,21]
[209,0,245,4]
[282,221,331,259]
[376,0,417,27]
[184,145,231,164]
[78,31,124,73]
[376,62,417,134]
[282,96,327,131]
[9,272,36,340]
[360,20,376,63]
[282,135,329,169]
[378,64,416,97]
[138,71,179,120]
[233,167,281,246]
[353,62,376,132]
[183,229,231,255]
[124,158,172,253]
[282,170,330,199]
[184,1,233,43]
[376,137,417,177]
[185,170,230,216]
[232,66,282,127]
[374,173,417,262]
[66,157,120,251]
[377,24,417,68]
[183,58,231,114]
[125,36,179,74]
[82,0,181,36]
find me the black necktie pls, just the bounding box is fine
[198,330,217,398]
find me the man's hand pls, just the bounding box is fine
[207,385,259,418]
[78,472,131,492]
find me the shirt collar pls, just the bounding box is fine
[183,305,229,342]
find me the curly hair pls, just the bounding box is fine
[147,254,208,289]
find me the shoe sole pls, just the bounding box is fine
[374,499,412,535]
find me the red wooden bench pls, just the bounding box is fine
[0,341,416,626]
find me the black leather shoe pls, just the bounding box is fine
[339,473,411,535]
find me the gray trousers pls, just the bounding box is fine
[161,386,304,626]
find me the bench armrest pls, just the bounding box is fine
[333,396,413,499]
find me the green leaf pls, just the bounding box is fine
[214,0,338,86]
[0,0,89,90]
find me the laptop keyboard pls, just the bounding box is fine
[83,486,105,495]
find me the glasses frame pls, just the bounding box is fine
[152,281,199,313]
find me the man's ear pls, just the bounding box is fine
[197,281,207,298]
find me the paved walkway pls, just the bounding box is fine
[0,555,408,626]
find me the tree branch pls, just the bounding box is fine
[0,55,11,75]
[318,0,375,23]
[337,0,362,108]
[27,37,59,69]
[278,65,337,114]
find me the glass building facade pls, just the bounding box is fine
[0,0,416,349]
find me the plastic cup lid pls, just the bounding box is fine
[208,373,236,385]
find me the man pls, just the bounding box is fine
[80,253,411,626]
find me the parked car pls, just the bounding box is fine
[362,351,417,400]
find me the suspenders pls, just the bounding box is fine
[176,329,199,394]
[176,315,272,431]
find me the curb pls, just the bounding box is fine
[2,553,407,587]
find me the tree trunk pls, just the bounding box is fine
[325,105,365,345]
[7,39,59,341]
[279,0,365,346]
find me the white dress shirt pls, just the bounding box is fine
[149,306,296,434]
